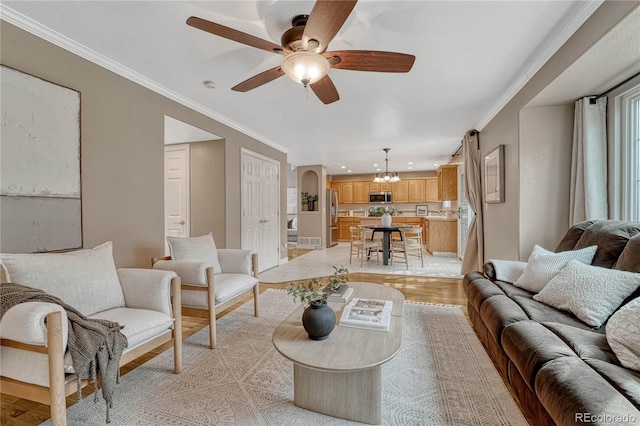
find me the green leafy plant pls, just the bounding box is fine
[368,206,396,217]
[300,192,318,204]
[287,266,349,306]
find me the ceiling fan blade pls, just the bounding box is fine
[310,75,340,104]
[325,50,415,72]
[231,66,285,92]
[187,16,284,54]
[303,0,358,52]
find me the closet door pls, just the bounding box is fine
[241,150,280,272]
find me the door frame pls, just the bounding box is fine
[240,148,281,271]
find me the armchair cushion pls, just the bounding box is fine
[0,301,68,347]
[217,249,254,275]
[152,260,208,286]
[167,233,222,274]
[90,307,173,349]
[182,273,258,309]
[0,242,125,316]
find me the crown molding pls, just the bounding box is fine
[475,0,604,131]
[0,4,288,155]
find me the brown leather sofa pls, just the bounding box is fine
[464,220,640,425]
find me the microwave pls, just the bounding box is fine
[369,192,392,204]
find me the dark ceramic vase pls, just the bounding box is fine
[302,301,336,340]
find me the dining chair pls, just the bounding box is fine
[349,226,380,266]
[391,227,424,269]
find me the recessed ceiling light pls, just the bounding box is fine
[373,163,378,167]
[341,165,346,169]
[433,163,439,167]
[408,166,413,170]
[203,80,215,89]
[347,170,352,173]
[408,161,413,165]
[376,168,381,172]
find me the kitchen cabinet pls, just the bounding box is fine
[353,181,369,204]
[333,182,354,204]
[437,165,458,201]
[338,217,361,240]
[425,178,439,202]
[408,179,426,203]
[426,218,457,253]
[392,181,409,203]
[370,182,392,192]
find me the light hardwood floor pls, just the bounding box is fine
[0,249,527,425]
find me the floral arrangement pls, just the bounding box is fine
[300,192,318,204]
[368,206,396,217]
[286,266,349,306]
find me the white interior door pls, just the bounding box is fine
[164,144,190,255]
[241,149,280,272]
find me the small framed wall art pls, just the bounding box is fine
[484,145,505,203]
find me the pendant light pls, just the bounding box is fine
[373,148,401,183]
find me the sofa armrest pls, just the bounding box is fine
[0,302,68,348]
[152,260,210,285]
[117,268,176,316]
[217,249,256,275]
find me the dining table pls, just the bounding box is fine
[364,225,412,265]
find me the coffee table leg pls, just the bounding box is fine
[294,364,382,424]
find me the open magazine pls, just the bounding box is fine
[339,298,393,331]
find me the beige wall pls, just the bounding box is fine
[518,105,574,259]
[1,22,287,267]
[189,141,225,239]
[479,1,638,261]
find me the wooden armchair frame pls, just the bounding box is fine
[152,254,259,349]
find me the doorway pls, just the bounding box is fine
[241,148,280,272]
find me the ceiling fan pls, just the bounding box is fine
[187,0,415,104]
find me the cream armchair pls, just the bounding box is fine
[0,242,182,425]
[152,233,259,349]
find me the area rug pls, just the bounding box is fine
[261,242,463,283]
[44,290,526,425]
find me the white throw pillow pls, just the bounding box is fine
[0,242,125,316]
[533,260,640,327]
[167,233,223,274]
[606,297,640,371]
[513,244,597,293]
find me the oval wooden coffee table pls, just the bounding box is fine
[272,282,404,425]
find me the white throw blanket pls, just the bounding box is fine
[488,259,528,283]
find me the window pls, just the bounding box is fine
[621,85,640,220]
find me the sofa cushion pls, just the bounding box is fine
[606,297,640,372]
[464,277,506,313]
[573,220,640,268]
[478,295,529,343]
[167,233,223,274]
[615,233,640,273]
[543,323,617,363]
[0,242,125,316]
[535,356,640,426]
[583,358,640,408]
[511,296,599,332]
[501,321,576,392]
[513,244,597,293]
[534,260,640,327]
[554,220,595,252]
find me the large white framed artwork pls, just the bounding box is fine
[1,65,82,252]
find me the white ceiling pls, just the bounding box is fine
[2,1,604,174]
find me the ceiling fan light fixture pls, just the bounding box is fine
[281,51,330,87]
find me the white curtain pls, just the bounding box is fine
[570,97,608,225]
[461,131,484,274]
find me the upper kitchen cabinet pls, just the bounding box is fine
[437,165,458,201]
[392,181,409,203]
[370,182,392,192]
[340,182,354,203]
[408,179,426,203]
[353,182,369,204]
[425,178,439,202]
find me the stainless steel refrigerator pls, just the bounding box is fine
[326,188,339,247]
